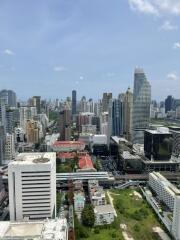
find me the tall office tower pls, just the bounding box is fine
[72,90,77,115]
[8,152,56,221]
[102,93,112,112]
[20,106,37,132]
[4,133,15,161]
[26,120,40,144]
[6,108,15,134]
[0,125,5,165]
[0,89,17,107]
[32,96,41,114]
[59,109,71,140]
[132,68,151,144]
[79,96,87,112]
[87,98,94,113]
[94,100,101,117]
[123,88,133,141]
[165,95,174,113]
[108,98,124,142]
[0,102,6,132]
[41,100,49,119]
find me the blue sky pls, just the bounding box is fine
[0,0,180,101]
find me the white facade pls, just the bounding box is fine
[149,172,180,240]
[149,172,180,211]
[8,152,56,221]
[88,180,106,206]
[100,123,108,136]
[4,133,15,161]
[172,196,180,240]
[94,205,114,225]
[81,124,96,134]
[91,134,107,145]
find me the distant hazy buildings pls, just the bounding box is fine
[32,96,41,114]
[0,126,5,165]
[132,68,151,144]
[165,95,174,113]
[72,90,77,115]
[0,89,17,107]
[8,152,56,221]
[102,93,112,112]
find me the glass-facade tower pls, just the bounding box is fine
[132,68,151,144]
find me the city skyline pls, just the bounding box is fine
[0,0,180,100]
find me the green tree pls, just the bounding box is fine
[81,204,95,227]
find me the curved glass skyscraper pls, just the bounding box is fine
[132,68,151,144]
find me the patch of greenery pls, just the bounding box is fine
[81,204,95,228]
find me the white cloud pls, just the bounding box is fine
[79,76,84,80]
[160,20,178,31]
[128,0,180,16]
[166,72,178,81]
[128,0,158,15]
[3,49,14,55]
[53,66,67,72]
[173,42,180,49]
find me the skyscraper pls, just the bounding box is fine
[132,68,151,144]
[165,95,174,113]
[0,89,17,107]
[102,93,112,112]
[108,98,124,142]
[0,125,5,165]
[32,96,41,114]
[59,108,71,140]
[72,90,77,115]
[123,87,133,141]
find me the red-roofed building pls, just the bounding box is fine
[57,152,76,162]
[78,154,96,172]
[52,141,85,152]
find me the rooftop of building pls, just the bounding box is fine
[146,129,171,134]
[94,204,114,214]
[122,151,141,160]
[111,136,128,145]
[78,154,95,170]
[57,152,76,159]
[53,141,85,147]
[9,152,56,165]
[0,218,68,239]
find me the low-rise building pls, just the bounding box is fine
[74,192,85,213]
[94,204,114,225]
[88,180,106,206]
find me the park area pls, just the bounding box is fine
[75,188,165,240]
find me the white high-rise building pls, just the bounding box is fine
[149,172,180,240]
[4,133,15,161]
[8,152,56,221]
